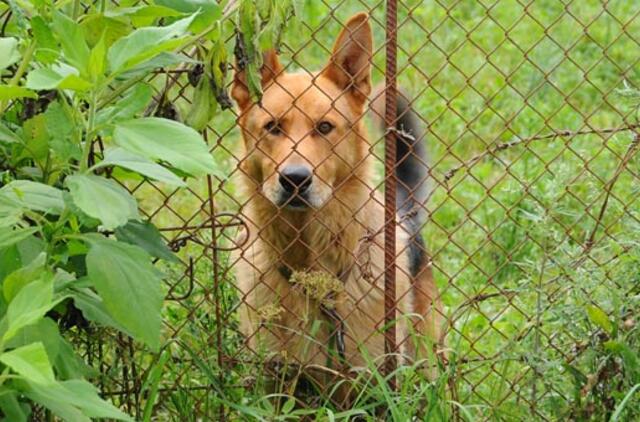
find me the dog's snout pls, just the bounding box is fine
[279,166,312,194]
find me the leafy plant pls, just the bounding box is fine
[0,0,293,419]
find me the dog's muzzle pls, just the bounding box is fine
[278,165,312,209]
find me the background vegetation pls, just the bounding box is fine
[2,0,640,420]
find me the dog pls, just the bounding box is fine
[231,12,443,397]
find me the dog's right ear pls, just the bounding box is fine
[232,49,282,110]
[322,12,372,106]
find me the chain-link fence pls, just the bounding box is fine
[6,0,640,420]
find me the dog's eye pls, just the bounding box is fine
[316,121,334,135]
[264,120,282,135]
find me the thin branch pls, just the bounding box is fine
[443,124,640,183]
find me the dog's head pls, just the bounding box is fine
[232,13,372,211]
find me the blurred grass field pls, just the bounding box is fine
[129,1,640,420]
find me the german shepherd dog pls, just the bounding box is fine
[231,12,443,396]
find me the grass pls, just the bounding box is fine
[90,0,640,420]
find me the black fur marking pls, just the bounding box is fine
[391,95,429,276]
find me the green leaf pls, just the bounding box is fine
[0,37,20,71]
[3,272,55,342]
[115,220,178,262]
[80,14,130,49]
[0,180,65,215]
[0,122,21,145]
[71,288,129,333]
[54,333,98,380]
[3,253,46,302]
[156,0,222,32]
[586,305,613,335]
[31,16,59,64]
[5,318,61,365]
[117,52,198,79]
[44,102,82,162]
[114,117,218,176]
[66,174,139,230]
[0,86,37,101]
[0,236,44,283]
[104,4,184,19]
[107,14,196,73]
[186,73,217,131]
[51,11,90,73]
[0,342,55,384]
[96,83,153,126]
[605,340,640,383]
[0,390,29,422]
[88,32,107,81]
[0,227,38,249]
[25,66,92,91]
[25,379,133,421]
[19,114,49,163]
[84,235,163,350]
[97,148,186,187]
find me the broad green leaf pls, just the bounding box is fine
[115,220,178,262]
[84,235,163,350]
[105,5,184,19]
[0,180,65,215]
[0,342,54,384]
[586,305,613,335]
[97,148,186,186]
[72,288,130,333]
[3,253,46,302]
[66,174,139,230]
[0,86,37,101]
[96,83,152,127]
[0,37,20,70]
[0,207,22,228]
[25,66,92,91]
[80,14,130,48]
[88,32,107,81]
[51,11,90,73]
[19,114,49,162]
[0,236,44,282]
[5,318,61,365]
[117,52,198,79]
[54,333,98,380]
[26,379,132,421]
[31,16,59,64]
[3,272,55,342]
[0,227,38,249]
[114,117,218,176]
[186,73,217,131]
[107,14,196,73]
[44,102,82,162]
[0,122,21,144]
[0,390,29,422]
[156,0,222,32]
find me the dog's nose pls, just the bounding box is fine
[279,166,312,194]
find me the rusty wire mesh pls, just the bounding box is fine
[7,0,640,420]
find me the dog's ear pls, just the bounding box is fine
[232,49,283,110]
[322,12,372,104]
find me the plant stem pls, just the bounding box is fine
[81,91,99,172]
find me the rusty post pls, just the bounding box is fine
[205,131,225,421]
[384,0,398,389]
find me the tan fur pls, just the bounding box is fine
[231,13,443,387]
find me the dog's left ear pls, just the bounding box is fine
[232,49,283,110]
[322,12,372,105]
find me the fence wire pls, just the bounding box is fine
[6,0,640,420]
